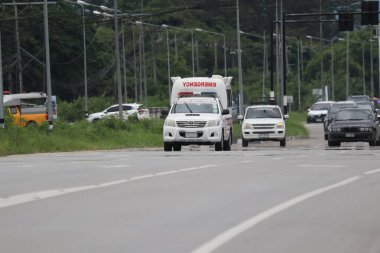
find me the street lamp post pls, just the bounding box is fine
[240,30,267,99]
[195,28,227,77]
[65,0,89,118]
[163,25,171,102]
[344,32,350,99]
[370,38,374,97]
[0,32,4,129]
[134,21,170,103]
[162,24,195,77]
[306,35,335,100]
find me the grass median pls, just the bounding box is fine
[0,112,308,156]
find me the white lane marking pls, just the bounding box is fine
[129,174,154,181]
[18,165,37,168]
[156,170,179,176]
[102,165,130,168]
[0,164,219,209]
[297,164,347,168]
[364,168,380,175]
[179,167,199,172]
[191,176,361,253]
[241,161,253,163]
[0,179,127,208]
[199,165,217,169]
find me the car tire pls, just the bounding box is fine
[369,140,376,146]
[328,141,340,147]
[164,142,173,152]
[173,144,182,151]
[223,131,232,151]
[215,131,224,151]
[324,133,328,140]
[280,139,286,147]
[242,138,248,147]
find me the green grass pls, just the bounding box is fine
[0,118,164,156]
[286,112,308,138]
[0,113,309,156]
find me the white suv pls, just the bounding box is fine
[87,103,149,122]
[238,105,288,147]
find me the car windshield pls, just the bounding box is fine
[311,103,331,110]
[245,108,282,119]
[335,110,373,121]
[171,101,219,114]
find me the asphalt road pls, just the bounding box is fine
[1,123,380,253]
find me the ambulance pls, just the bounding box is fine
[163,75,233,151]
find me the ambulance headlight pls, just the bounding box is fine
[208,120,220,127]
[164,119,176,127]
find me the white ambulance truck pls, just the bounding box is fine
[163,75,233,151]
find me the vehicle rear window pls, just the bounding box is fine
[335,110,373,121]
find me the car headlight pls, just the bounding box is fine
[360,127,372,132]
[276,122,284,129]
[164,119,176,127]
[208,120,220,127]
[330,127,341,132]
[243,123,253,129]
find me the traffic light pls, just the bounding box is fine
[338,12,354,31]
[361,1,379,25]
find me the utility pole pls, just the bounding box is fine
[113,0,123,120]
[14,0,23,93]
[44,0,54,130]
[319,0,324,100]
[236,0,244,116]
[0,32,4,129]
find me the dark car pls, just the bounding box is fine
[323,101,357,140]
[327,108,379,147]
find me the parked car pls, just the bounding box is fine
[307,101,334,123]
[323,101,357,140]
[87,103,149,122]
[327,108,379,147]
[238,105,288,147]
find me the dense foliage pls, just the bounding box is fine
[0,0,376,115]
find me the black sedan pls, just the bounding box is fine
[327,108,379,147]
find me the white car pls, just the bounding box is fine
[307,101,334,123]
[238,105,288,147]
[87,103,149,122]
